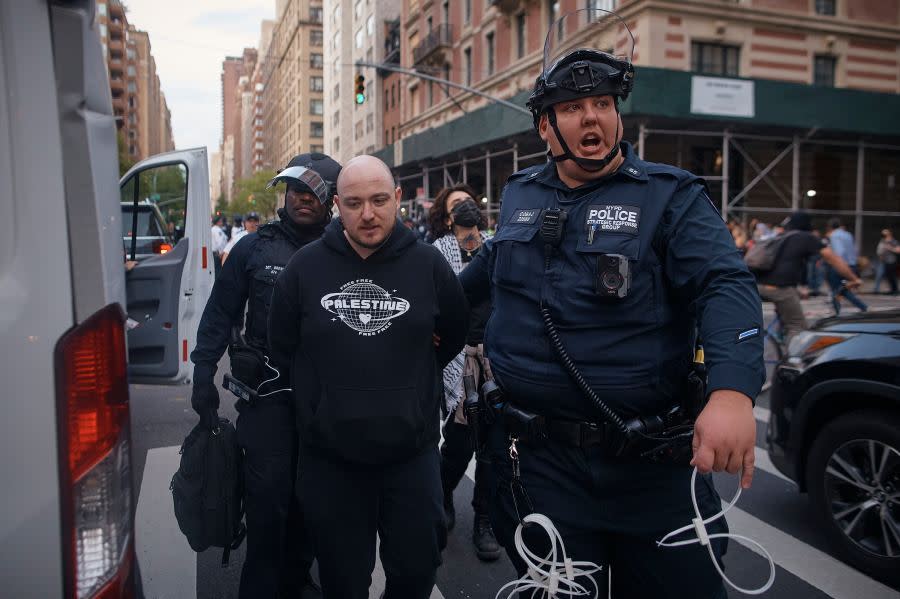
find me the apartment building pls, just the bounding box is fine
[380,0,900,251]
[324,0,401,163]
[97,0,174,163]
[262,0,326,170]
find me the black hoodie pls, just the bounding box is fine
[268,218,469,465]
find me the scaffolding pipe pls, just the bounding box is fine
[856,142,865,254]
[513,143,519,173]
[638,123,646,160]
[792,136,800,211]
[721,130,730,219]
[423,165,429,199]
[485,151,492,216]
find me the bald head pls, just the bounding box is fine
[336,155,395,196]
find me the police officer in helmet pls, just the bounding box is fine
[190,152,342,598]
[460,10,764,598]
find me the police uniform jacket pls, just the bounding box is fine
[190,209,326,382]
[460,142,765,422]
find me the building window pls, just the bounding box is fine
[355,120,364,139]
[333,111,340,126]
[464,47,472,86]
[100,23,107,39]
[691,42,740,77]
[310,53,323,69]
[334,83,340,100]
[354,0,362,19]
[443,64,451,97]
[311,144,324,153]
[815,0,836,16]
[366,113,373,132]
[333,57,340,76]
[310,76,324,91]
[311,122,324,137]
[98,3,107,15]
[426,16,433,32]
[486,32,495,76]
[391,84,396,107]
[464,0,472,24]
[127,65,135,76]
[367,15,375,36]
[310,7,323,23]
[311,99,324,115]
[814,55,836,86]
[334,137,340,152]
[385,90,389,111]
[310,30,323,46]
[333,4,341,23]
[443,1,450,24]
[355,29,364,49]
[516,13,526,59]
[333,32,340,51]
[428,80,434,106]
[586,0,616,15]
[127,81,136,93]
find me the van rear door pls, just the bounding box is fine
[121,149,213,384]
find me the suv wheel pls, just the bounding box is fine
[807,410,900,585]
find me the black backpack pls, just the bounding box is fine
[744,231,799,272]
[170,417,246,565]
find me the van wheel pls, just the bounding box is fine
[806,410,900,585]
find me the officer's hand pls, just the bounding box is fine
[690,390,756,489]
[199,408,220,430]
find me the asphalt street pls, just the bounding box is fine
[129,292,900,599]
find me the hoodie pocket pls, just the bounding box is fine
[316,385,424,464]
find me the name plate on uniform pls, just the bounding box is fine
[586,205,641,235]
[511,209,540,225]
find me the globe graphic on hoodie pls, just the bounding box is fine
[321,281,410,335]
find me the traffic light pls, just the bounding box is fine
[354,73,366,105]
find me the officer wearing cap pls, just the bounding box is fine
[190,152,342,598]
[460,10,764,598]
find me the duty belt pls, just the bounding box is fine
[502,403,621,452]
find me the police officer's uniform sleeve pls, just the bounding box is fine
[458,237,494,306]
[433,250,470,370]
[660,182,765,402]
[267,255,302,379]
[189,235,255,381]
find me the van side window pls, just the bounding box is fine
[121,163,188,260]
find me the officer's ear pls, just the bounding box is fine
[538,112,551,143]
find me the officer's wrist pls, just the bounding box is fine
[708,389,753,408]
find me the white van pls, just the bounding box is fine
[0,1,213,596]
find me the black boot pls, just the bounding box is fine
[444,491,456,531]
[472,515,501,561]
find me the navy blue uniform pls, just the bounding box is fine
[191,210,324,599]
[460,142,765,598]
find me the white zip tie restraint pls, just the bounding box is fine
[657,467,776,595]
[255,355,292,398]
[496,513,603,599]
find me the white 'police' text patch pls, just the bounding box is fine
[511,209,540,225]
[585,204,641,235]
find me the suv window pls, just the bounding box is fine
[121,163,188,259]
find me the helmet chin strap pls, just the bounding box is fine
[546,104,622,173]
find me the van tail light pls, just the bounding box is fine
[55,304,135,599]
[152,240,172,254]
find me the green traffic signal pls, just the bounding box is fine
[354,73,366,104]
[355,92,366,104]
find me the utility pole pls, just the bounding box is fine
[354,61,531,116]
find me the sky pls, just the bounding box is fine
[124,1,274,156]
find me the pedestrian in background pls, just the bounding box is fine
[268,155,469,599]
[429,184,501,561]
[826,218,868,314]
[211,214,228,277]
[875,228,900,295]
[221,211,261,264]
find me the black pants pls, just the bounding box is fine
[440,415,490,516]
[486,423,728,599]
[298,446,446,599]
[236,401,313,599]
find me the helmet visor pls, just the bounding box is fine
[265,165,330,205]
[541,8,634,80]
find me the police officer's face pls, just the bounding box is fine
[245,219,259,233]
[284,185,329,225]
[335,156,401,257]
[539,95,623,182]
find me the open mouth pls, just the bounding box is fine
[579,133,603,153]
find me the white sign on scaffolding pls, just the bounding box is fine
[690,76,755,118]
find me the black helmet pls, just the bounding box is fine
[245,211,260,222]
[266,152,342,210]
[527,9,635,172]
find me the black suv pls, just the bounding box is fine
[767,308,900,585]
